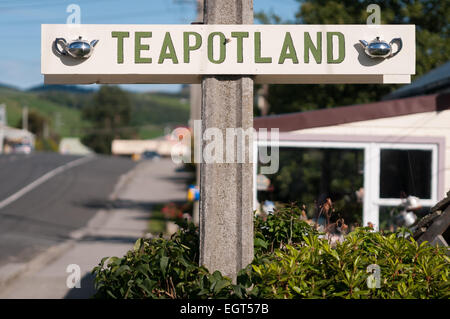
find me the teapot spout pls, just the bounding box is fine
[90,40,99,47]
[359,40,369,48]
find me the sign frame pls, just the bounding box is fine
[42,24,415,84]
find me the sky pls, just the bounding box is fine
[0,0,299,93]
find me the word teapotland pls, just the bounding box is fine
[42,24,415,85]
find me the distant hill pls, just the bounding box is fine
[130,91,190,139]
[0,83,20,91]
[0,84,189,139]
[0,85,87,137]
[28,84,95,94]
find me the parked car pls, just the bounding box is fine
[142,150,161,161]
[12,143,32,154]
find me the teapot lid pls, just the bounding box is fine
[72,36,88,43]
[372,36,388,43]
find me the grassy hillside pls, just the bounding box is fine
[0,85,190,139]
[130,91,190,138]
[0,86,87,137]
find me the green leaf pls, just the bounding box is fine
[115,265,131,276]
[292,286,302,294]
[255,238,269,249]
[213,279,230,294]
[160,256,169,276]
[133,238,144,252]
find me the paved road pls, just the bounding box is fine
[0,152,135,267]
[0,158,190,298]
[0,153,81,201]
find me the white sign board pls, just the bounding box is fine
[42,24,415,84]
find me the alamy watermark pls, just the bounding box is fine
[170,120,280,174]
[66,4,81,24]
[66,264,81,289]
[367,4,381,25]
[366,264,381,289]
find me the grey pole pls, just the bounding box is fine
[22,106,28,131]
[199,0,254,281]
[190,0,204,226]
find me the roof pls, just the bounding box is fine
[254,92,450,132]
[384,61,450,100]
[0,125,34,140]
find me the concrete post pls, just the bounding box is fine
[22,106,28,131]
[190,0,204,226]
[199,0,254,281]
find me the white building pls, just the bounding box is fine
[0,104,35,154]
[0,126,35,154]
[254,62,450,230]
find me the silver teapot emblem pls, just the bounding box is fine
[359,37,402,58]
[54,36,99,59]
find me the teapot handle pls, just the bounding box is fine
[389,38,402,57]
[54,38,67,56]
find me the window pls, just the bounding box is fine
[255,138,440,231]
[256,145,364,225]
[371,144,438,231]
[379,149,432,199]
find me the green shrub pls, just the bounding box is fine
[92,210,449,299]
[247,228,449,299]
[93,221,235,299]
[254,205,317,254]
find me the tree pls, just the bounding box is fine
[16,110,47,137]
[256,0,450,115]
[82,85,133,154]
[15,110,60,152]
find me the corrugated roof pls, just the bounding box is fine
[384,61,450,100]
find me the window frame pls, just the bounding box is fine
[255,137,439,231]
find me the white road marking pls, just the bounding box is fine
[0,155,95,210]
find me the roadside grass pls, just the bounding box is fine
[137,126,165,139]
[148,202,194,237]
[148,204,167,235]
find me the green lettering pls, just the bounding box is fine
[255,32,272,63]
[327,32,345,64]
[231,32,249,63]
[183,32,202,63]
[159,32,179,64]
[208,32,226,64]
[278,32,298,64]
[304,32,322,64]
[135,32,152,64]
[112,31,129,64]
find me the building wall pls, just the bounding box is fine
[111,140,159,156]
[288,110,450,194]
[111,139,182,157]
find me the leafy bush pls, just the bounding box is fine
[254,205,317,253]
[93,221,235,299]
[93,209,449,299]
[248,228,449,298]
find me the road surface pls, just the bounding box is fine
[0,157,190,298]
[0,152,135,267]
